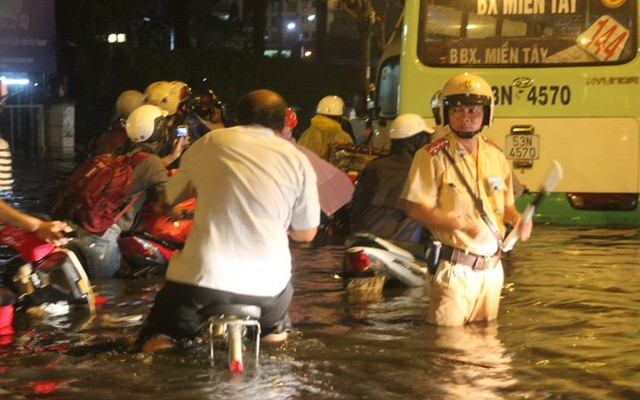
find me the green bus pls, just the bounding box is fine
[372,0,639,226]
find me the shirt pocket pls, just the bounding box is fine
[439,177,473,216]
[485,180,506,216]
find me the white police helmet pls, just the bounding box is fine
[439,72,494,128]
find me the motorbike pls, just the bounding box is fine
[343,232,438,291]
[203,303,262,374]
[117,198,195,278]
[0,224,95,318]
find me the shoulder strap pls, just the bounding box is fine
[128,149,151,166]
[113,151,151,223]
[425,138,448,156]
[442,148,503,253]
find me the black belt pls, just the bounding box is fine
[440,245,500,271]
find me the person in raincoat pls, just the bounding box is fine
[298,95,354,161]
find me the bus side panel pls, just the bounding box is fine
[485,118,640,193]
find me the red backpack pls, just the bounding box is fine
[87,125,129,156]
[51,151,150,235]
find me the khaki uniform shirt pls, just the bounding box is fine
[402,132,514,256]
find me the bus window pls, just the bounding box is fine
[419,0,637,67]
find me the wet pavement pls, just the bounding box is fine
[0,154,639,399]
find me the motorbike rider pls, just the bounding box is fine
[87,89,145,157]
[144,80,195,167]
[402,72,533,326]
[136,89,320,352]
[67,105,180,279]
[188,88,226,138]
[298,95,354,162]
[351,113,433,243]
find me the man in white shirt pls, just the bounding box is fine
[138,89,320,352]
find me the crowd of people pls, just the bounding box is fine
[0,72,535,348]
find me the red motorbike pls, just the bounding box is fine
[0,225,95,326]
[117,198,195,278]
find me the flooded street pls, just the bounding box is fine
[1,155,639,399]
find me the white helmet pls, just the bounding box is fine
[429,90,442,126]
[439,72,494,128]
[125,104,167,143]
[389,114,432,140]
[316,95,344,116]
[115,90,145,118]
[145,80,191,115]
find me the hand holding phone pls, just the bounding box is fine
[176,125,188,137]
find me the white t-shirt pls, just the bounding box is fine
[164,125,320,297]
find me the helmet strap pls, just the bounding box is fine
[451,127,480,139]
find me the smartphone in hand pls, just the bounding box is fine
[176,125,188,137]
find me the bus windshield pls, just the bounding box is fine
[418,0,637,67]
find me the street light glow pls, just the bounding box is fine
[286,22,296,30]
[0,76,30,86]
[108,33,126,43]
[307,14,316,22]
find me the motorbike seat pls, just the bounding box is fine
[393,240,429,262]
[201,304,262,320]
[346,232,430,262]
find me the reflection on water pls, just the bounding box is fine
[1,156,640,399]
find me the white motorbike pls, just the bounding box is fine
[343,232,438,288]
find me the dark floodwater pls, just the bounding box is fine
[1,155,639,400]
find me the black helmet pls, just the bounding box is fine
[191,89,224,119]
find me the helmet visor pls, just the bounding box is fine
[443,94,490,108]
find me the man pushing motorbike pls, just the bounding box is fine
[137,89,320,352]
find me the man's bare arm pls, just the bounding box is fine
[288,227,318,243]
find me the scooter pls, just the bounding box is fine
[343,232,438,289]
[0,225,95,315]
[117,198,195,278]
